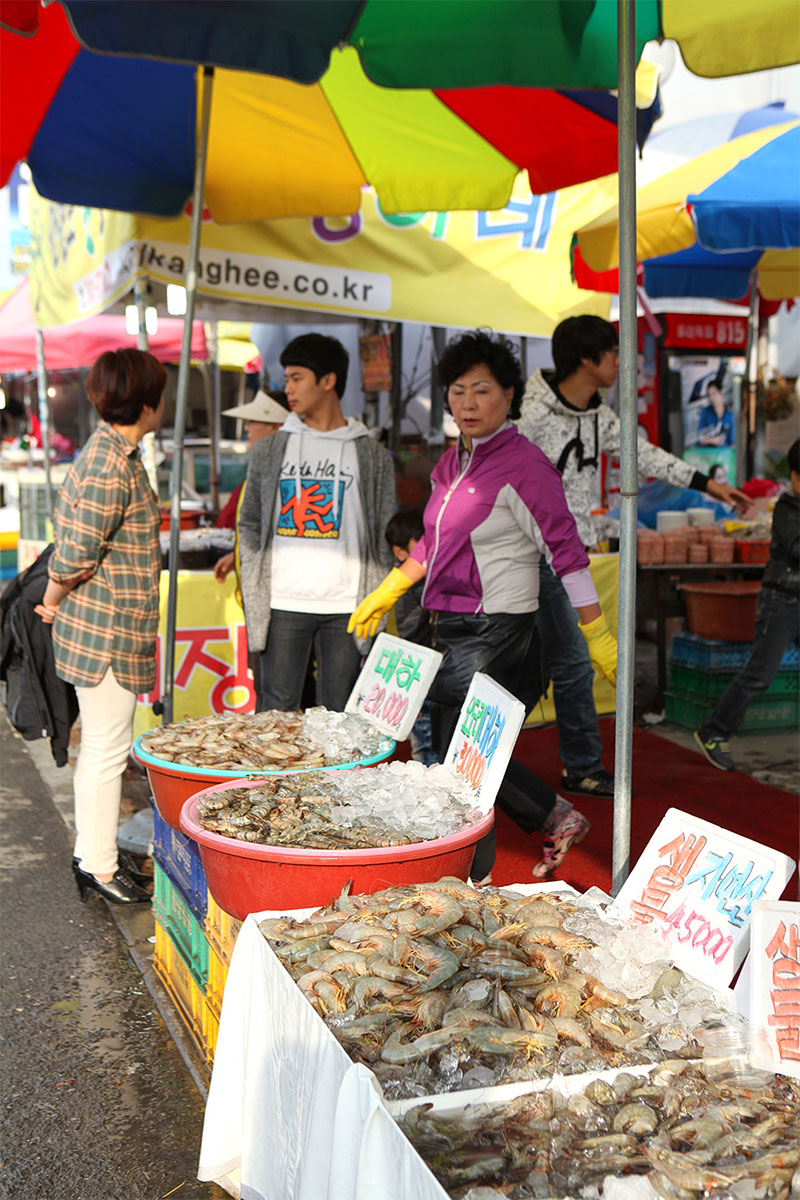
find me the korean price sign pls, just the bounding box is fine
[345,633,442,741]
[442,673,525,816]
[748,900,800,1079]
[611,808,795,988]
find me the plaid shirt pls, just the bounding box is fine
[51,422,161,693]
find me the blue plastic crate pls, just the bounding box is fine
[669,632,800,675]
[151,799,208,919]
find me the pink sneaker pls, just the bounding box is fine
[531,809,590,879]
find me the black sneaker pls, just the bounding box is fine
[693,729,735,772]
[560,768,614,798]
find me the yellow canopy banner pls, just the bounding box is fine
[30,177,613,336]
[134,571,254,739]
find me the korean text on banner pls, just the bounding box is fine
[748,899,800,1078]
[345,632,441,742]
[134,571,254,739]
[611,808,795,988]
[442,673,525,813]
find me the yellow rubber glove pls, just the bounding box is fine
[347,568,415,639]
[579,614,618,687]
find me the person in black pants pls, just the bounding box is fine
[695,439,799,771]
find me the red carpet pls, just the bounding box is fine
[493,719,799,898]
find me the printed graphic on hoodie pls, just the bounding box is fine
[277,457,354,539]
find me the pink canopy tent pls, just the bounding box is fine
[0,278,207,372]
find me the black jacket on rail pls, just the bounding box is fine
[0,545,78,766]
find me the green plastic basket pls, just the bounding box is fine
[668,662,800,702]
[665,690,800,734]
[152,862,209,988]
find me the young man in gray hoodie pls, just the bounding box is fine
[517,315,749,797]
[238,334,395,712]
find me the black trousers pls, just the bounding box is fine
[428,611,556,878]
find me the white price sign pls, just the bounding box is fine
[611,808,795,987]
[442,672,525,811]
[345,633,442,741]
[748,899,800,1078]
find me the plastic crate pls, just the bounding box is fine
[204,891,243,969]
[202,1001,219,1067]
[665,690,800,733]
[668,662,800,702]
[152,862,209,987]
[153,919,219,1068]
[206,943,229,1020]
[669,632,800,674]
[151,799,208,919]
[735,539,770,563]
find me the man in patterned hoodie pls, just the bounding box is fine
[517,315,749,798]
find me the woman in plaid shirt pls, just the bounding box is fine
[36,350,165,905]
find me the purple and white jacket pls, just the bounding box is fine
[410,424,592,614]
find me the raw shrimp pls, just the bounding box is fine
[380,1026,456,1064]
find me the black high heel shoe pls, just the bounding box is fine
[72,861,151,905]
[72,853,150,887]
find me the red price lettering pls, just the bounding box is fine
[363,686,408,728]
[363,684,385,715]
[381,692,408,728]
[456,741,485,788]
[664,902,733,964]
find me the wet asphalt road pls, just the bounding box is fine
[0,716,227,1200]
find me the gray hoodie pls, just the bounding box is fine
[237,414,395,654]
[518,369,698,547]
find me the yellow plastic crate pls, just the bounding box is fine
[153,918,206,1050]
[206,943,229,1020]
[202,1002,219,1066]
[204,891,242,968]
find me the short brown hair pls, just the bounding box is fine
[87,349,166,424]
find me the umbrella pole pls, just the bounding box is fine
[134,276,160,496]
[34,328,54,518]
[162,65,214,725]
[611,0,638,896]
[744,271,759,479]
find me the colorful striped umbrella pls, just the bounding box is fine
[573,119,800,302]
[5,0,799,87]
[0,3,663,221]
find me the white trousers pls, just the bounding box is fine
[73,667,137,876]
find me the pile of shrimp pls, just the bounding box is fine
[140,709,383,771]
[398,1061,800,1198]
[260,879,713,1098]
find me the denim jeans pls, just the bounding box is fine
[702,587,799,739]
[429,610,557,878]
[259,609,361,712]
[409,701,440,766]
[536,561,604,777]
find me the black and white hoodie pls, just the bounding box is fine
[517,369,705,548]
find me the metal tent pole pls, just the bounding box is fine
[134,276,160,496]
[744,271,759,480]
[611,0,638,896]
[35,329,54,518]
[162,65,214,725]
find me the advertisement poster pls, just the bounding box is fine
[679,356,744,485]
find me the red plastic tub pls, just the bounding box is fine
[179,779,495,918]
[678,580,761,642]
[132,733,396,830]
[159,506,204,532]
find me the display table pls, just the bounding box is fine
[637,562,765,706]
[197,914,447,1200]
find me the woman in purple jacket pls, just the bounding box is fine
[350,332,617,882]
